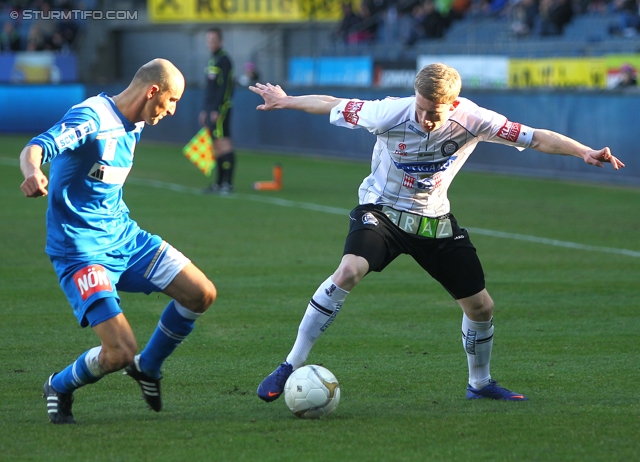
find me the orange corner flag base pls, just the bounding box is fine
[253,164,282,191]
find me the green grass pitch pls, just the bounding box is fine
[0,134,639,461]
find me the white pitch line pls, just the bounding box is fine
[127,177,640,259]
[466,228,640,258]
[128,177,351,216]
[3,158,638,259]
[0,157,19,167]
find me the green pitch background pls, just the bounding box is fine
[0,135,638,461]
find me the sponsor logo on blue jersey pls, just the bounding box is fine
[54,120,97,150]
[87,163,132,184]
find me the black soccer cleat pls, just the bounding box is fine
[124,355,163,412]
[43,374,76,424]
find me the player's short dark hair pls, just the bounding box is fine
[206,27,222,40]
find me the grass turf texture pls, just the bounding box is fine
[1,134,639,461]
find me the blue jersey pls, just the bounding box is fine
[29,93,145,257]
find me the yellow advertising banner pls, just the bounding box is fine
[509,58,607,88]
[148,0,343,22]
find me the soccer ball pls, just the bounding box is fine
[284,365,340,419]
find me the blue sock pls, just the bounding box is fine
[139,300,199,379]
[51,346,106,394]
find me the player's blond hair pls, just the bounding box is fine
[414,63,462,104]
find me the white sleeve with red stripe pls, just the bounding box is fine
[464,103,534,151]
[329,97,414,134]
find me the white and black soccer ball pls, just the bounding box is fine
[283,365,340,419]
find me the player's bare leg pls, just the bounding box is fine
[162,263,217,313]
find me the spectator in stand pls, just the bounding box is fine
[56,6,80,49]
[32,0,57,44]
[237,61,260,87]
[336,2,377,44]
[46,30,68,52]
[397,0,424,44]
[406,0,449,45]
[450,0,472,20]
[26,24,46,51]
[0,21,21,51]
[539,0,573,36]
[615,63,638,88]
[399,0,422,16]
[586,0,611,14]
[360,0,388,41]
[510,0,539,37]
[610,0,640,37]
[364,0,389,17]
[435,0,454,17]
[473,0,509,16]
[349,2,379,43]
[337,2,362,43]
[434,0,454,27]
[0,0,83,52]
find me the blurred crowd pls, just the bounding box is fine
[335,0,640,46]
[0,0,91,52]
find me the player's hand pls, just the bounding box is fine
[249,83,287,111]
[209,111,219,124]
[21,171,49,197]
[584,148,625,170]
[198,110,206,126]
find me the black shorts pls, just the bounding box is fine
[343,204,485,300]
[206,105,232,140]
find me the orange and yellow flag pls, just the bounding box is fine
[182,127,215,176]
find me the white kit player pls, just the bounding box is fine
[251,63,624,402]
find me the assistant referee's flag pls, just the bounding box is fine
[182,127,215,176]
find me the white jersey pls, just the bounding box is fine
[329,96,534,217]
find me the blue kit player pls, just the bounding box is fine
[19,58,217,424]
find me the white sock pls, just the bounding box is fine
[462,314,494,389]
[286,277,349,369]
[84,346,106,378]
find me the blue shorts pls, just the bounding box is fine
[51,230,190,327]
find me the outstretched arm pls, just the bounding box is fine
[249,83,342,114]
[530,129,625,170]
[20,144,48,197]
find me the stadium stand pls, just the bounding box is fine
[324,1,640,60]
[0,0,84,52]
